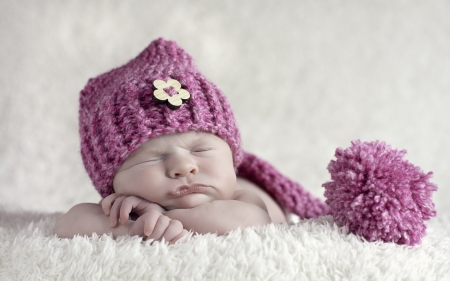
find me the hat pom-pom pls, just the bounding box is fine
[323,140,437,246]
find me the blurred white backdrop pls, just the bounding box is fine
[1,0,449,214]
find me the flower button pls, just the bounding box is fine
[152,79,191,110]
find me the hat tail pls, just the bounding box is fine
[236,152,330,219]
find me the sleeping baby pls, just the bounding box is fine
[54,38,329,243]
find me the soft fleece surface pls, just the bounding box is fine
[1,1,450,280]
[1,210,449,280]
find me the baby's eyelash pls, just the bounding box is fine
[141,156,164,163]
[191,147,212,153]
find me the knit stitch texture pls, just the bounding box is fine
[237,152,330,218]
[323,140,437,245]
[79,38,242,197]
[79,38,329,220]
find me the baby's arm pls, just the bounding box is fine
[55,197,187,243]
[165,190,271,235]
[100,193,165,228]
[54,203,132,239]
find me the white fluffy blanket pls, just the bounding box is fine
[1,0,450,280]
[1,209,449,280]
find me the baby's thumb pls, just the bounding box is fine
[128,219,144,237]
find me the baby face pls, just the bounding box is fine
[113,131,237,210]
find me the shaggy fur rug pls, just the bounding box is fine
[2,1,450,280]
[1,209,449,280]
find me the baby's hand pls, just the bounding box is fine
[101,194,165,228]
[129,210,189,244]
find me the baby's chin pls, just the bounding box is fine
[165,193,215,210]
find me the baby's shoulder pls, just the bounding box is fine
[232,187,268,211]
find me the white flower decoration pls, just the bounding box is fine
[152,79,190,110]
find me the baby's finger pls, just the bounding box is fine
[129,211,158,237]
[170,229,189,244]
[101,193,123,216]
[109,196,126,227]
[145,214,169,239]
[161,219,184,243]
[128,215,145,237]
[119,196,145,224]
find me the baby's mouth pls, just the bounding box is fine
[169,184,209,197]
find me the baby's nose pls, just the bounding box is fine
[167,155,198,178]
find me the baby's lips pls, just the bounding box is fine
[169,184,209,197]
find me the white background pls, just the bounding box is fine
[1,0,448,215]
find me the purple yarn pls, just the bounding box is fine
[79,38,243,197]
[78,38,329,217]
[323,140,437,245]
[237,152,330,219]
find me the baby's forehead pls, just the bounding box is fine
[132,131,223,154]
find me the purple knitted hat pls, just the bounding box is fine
[237,153,330,219]
[79,38,329,220]
[79,38,242,198]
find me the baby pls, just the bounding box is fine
[55,38,329,243]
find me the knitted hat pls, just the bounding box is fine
[237,152,329,219]
[79,38,329,220]
[79,38,242,198]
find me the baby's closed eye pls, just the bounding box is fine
[138,156,165,165]
[147,157,163,162]
[191,147,214,155]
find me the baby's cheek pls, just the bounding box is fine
[112,174,123,193]
[124,170,163,201]
[217,167,238,199]
[112,174,129,194]
[112,169,144,195]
